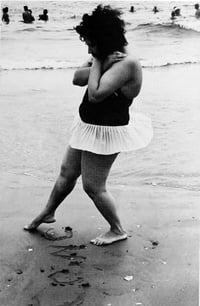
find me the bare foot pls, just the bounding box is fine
[24,213,56,231]
[90,230,128,246]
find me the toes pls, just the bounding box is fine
[95,239,103,246]
[90,238,105,246]
[90,238,100,245]
[23,214,55,232]
[23,224,36,231]
[90,233,128,246]
[90,239,97,245]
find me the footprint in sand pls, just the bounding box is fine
[48,244,87,262]
[42,227,73,241]
[48,269,84,286]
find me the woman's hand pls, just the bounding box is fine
[88,53,132,103]
[103,51,127,72]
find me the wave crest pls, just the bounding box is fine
[134,21,200,35]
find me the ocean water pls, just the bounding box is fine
[0,1,200,191]
[1,1,200,69]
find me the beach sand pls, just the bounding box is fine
[0,176,199,306]
[0,65,199,306]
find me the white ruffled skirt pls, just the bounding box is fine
[69,112,153,155]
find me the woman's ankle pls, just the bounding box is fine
[110,225,126,235]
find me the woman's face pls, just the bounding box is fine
[85,39,100,58]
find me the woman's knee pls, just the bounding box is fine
[60,164,80,182]
[82,180,105,198]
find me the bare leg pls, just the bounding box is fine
[24,146,82,230]
[81,151,127,246]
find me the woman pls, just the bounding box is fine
[24,5,153,246]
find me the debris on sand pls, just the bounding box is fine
[81,282,90,288]
[150,240,159,249]
[64,226,73,238]
[151,240,159,246]
[69,260,81,266]
[124,275,133,281]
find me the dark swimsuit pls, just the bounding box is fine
[79,88,133,126]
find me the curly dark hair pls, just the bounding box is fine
[75,5,128,58]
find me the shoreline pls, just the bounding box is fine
[1,61,200,72]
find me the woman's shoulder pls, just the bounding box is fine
[118,55,142,81]
[124,55,142,70]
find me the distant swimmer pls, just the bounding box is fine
[194,3,200,18]
[22,6,34,23]
[39,9,48,21]
[171,11,176,20]
[153,6,159,13]
[173,7,181,16]
[29,10,35,22]
[129,6,135,13]
[2,7,9,24]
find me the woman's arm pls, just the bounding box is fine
[88,56,137,103]
[73,57,93,87]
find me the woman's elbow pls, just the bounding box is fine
[72,77,79,86]
[72,77,85,87]
[73,73,88,87]
[73,73,80,85]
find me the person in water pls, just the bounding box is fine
[194,3,200,18]
[29,9,35,22]
[153,6,159,13]
[22,6,34,23]
[24,5,153,246]
[173,6,181,16]
[39,9,48,21]
[2,7,9,24]
[171,11,176,20]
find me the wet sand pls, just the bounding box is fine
[0,173,199,306]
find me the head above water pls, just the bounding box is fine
[75,5,128,59]
[3,7,8,13]
[195,3,199,9]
